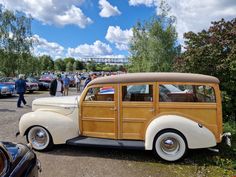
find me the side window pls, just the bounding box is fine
[159,84,216,103]
[122,84,153,102]
[84,86,114,101]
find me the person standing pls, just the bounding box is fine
[50,74,63,96]
[74,73,81,92]
[83,73,97,90]
[15,74,27,108]
[63,74,70,96]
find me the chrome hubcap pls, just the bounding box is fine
[160,137,179,155]
[29,127,49,149]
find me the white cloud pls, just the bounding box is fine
[105,26,133,50]
[128,0,236,44]
[67,40,112,58]
[129,0,156,7]
[0,0,92,28]
[30,36,124,59]
[99,0,121,18]
[31,35,65,59]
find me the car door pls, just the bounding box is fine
[80,84,118,139]
[119,82,156,140]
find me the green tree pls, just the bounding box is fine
[66,61,73,72]
[129,1,180,72]
[73,61,77,71]
[0,9,32,76]
[64,57,75,65]
[76,60,85,70]
[39,55,54,71]
[174,18,236,121]
[86,60,96,71]
[54,58,65,71]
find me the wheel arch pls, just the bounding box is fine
[153,128,188,150]
[19,111,78,144]
[26,125,54,151]
[145,115,217,150]
[24,125,54,144]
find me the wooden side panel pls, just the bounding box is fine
[121,102,154,140]
[82,102,116,139]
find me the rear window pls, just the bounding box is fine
[159,84,216,103]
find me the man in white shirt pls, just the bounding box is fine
[50,74,63,96]
[74,73,81,92]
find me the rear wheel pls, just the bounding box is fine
[27,126,53,151]
[154,130,187,161]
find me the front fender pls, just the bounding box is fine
[145,115,216,150]
[19,111,78,144]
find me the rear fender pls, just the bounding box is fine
[145,115,216,150]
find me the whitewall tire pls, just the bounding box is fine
[27,126,53,151]
[154,130,187,161]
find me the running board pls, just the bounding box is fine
[66,136,145,150]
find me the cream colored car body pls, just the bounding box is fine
[19,96,80,144]
[19,95,217,149]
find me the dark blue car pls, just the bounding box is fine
[0,141,41,177]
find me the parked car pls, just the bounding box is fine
[39,75,54,85]
[0,83,15,97]
[80,73,89,80]
[0,141,41,177]
[25,80,39,93]
[0,77,16,84]
[0,78,16,96]
[0,77,38,93]
[18,73,231,161]
[27,77,49,91]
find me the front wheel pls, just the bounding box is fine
[27,126,53,151]
[154,130,187,161]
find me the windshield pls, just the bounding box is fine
[27,78,38,83]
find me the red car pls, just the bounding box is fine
[39,75,54,85]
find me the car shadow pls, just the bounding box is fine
[40,144,219,165]
[0,109,16,112]
[0,95,18,99]
[43,144,159,163]
[41,144,235,168]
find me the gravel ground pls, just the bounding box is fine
[0,88,235,177]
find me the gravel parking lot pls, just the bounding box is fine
[0,88,235,177]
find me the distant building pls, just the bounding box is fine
[79,57,129,65]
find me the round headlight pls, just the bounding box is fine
[0,149,8,176]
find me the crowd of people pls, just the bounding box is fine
[15,72,99,108]
[49,72,97,96]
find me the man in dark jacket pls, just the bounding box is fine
[15,74,27,108]
[50,74,63,96]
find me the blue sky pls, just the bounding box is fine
[30,0,155,56]
[0,0,236,59]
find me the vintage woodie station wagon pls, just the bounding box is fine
[18,73,231,161]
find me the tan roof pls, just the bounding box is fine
[88,72,219,86]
